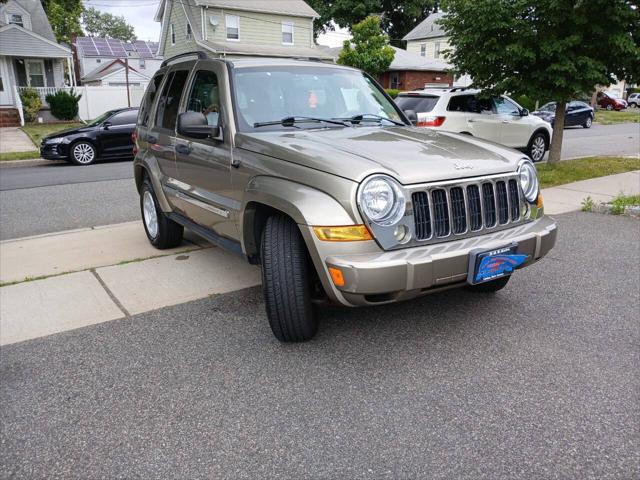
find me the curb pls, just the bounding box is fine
[0,158,65,168]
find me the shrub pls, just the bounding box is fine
[19,88,42,123]
[45,89,82,120]
[385,88,400,99]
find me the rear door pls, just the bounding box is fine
[455,95,502,142]
[100,109,137,157]
[172,61,238,241]
[494,96,530,148]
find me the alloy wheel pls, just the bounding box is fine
[142,190,159,239]
[73,143,95,164]
[530,135,546,162]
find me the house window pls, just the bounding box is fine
[139,59,146,69]
[390,72,400,89]
[186,22,192,41]
[8,14,24,27]
[26,60,46,87]
[170,23,176,45]
[226,14,239,40]
[420,44,426,57]
[434,42,441,59]
[282,22,294,45]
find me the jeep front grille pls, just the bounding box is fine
[411,175,523,242]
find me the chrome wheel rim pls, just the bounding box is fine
[142,190,158,239]
[73,143,95,164]
[531,136,545,161]
[586,117,592,127]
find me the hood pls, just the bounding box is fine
[44,125,95,141]
[236,126,526,185]
[533,110,555,120]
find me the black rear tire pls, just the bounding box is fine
[140,177,183,249]
[526,132,548,163]
[466,275,511,293]
[261,214,317,342]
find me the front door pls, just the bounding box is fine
[493,96,530,148]
[0,57,13,106]
[99,109,137,157]
[173,62,238,241]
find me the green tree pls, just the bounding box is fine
[309,0,438,45]
[440,0,639,164]
[338,16,395,77]
[82,7,136,41]
[41,0,84,44]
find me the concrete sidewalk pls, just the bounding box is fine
[1,171,638,345]
[541,170,640,214]
[0,127,36,153]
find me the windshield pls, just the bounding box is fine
[539,102,556,112]
[87,110,116,127]
[231,66,404,132]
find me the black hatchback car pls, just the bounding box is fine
[532,101,594,129]
[41,107,138,165]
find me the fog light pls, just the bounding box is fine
[393,224,411,243]
[537,194,544,209]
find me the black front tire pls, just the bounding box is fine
[261,214,317,342]
[140,177,183,249]
[69,141,97,166]
[583,116,593,128]
[466,276,511,293]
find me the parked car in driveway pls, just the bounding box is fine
[532,101,594,128]
[40,107,139,165]
[395,89,553,162]
[627,92,639,108]
[597,91,627,111]
[134,53,557,342]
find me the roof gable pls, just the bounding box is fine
[194,0,319,18]
[403,12,447,41]
[0,23,71,57]
[6,0,57,42]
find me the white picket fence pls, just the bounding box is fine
[17,85,147,123]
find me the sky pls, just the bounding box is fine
[82,0,351,46]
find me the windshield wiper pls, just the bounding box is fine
[253,116,350,128]
[344,114,405,126]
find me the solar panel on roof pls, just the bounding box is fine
[77,37,99,56]
[133,40,155,58]
[107,38,127,56]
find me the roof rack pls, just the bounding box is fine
[449,87,469,92]
[160,51,208,68]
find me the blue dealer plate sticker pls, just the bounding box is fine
[467,244,528,285]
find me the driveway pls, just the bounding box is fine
[1,212,638,479]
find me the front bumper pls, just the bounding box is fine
[302,216,557,307]
[40,142,69,160]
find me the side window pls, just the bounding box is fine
[447,95,487,113]
[109,110,137,126]
[138,73,164,126]
[156,70,189,130]
[493,96,520,115]
[185,70,220,126]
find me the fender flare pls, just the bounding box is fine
[133,155,172,212]
[240,176,357,258]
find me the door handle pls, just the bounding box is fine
[175,143,191,155]
[147,135,157,144]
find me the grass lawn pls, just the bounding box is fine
[20,122,83,146]
[0,150,42,161]
[594,109,640,124]
[610,194,640,214]
[537,156,640,189]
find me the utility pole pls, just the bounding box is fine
[124,57,131,107]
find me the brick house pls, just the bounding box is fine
[380,47,453,91]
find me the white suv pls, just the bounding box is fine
[628,93,639,108]
[395,89,553,162]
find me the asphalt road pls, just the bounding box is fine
[1,212,638,479]
[0,160,138,240]
[0,123,637,240]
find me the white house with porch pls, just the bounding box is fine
[0,0,75,126]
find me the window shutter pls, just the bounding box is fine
[44,59,55,86]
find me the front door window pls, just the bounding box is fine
[26,60,46,87]
[185,70,220,126]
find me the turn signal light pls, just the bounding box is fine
[328,267,345,287]
[537,194,544,209]
[417,116,446,127]
[313,225,372,242]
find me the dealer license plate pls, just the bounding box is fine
[467,244,529,285]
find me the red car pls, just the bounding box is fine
[597,91,627,111]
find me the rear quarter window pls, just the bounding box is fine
[138,73,164,127]
[395,95,439,113]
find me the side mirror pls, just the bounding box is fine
[103,121,112,129]
[403,109,418,125]
[520,108,529,117]
[177,111,221,140]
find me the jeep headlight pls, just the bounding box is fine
[358,175,405,226]
[518,159,539,203]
